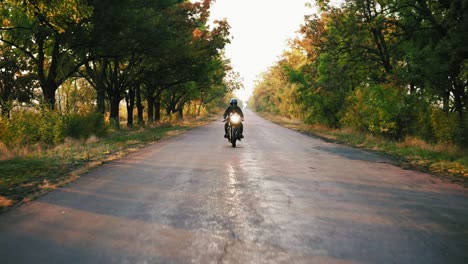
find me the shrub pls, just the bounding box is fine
[0,118,7,142]
[0,110,107,149]
[430,108,459,143]
[63,112,108,139]
[1,109,65,148]
[341,85,405,139]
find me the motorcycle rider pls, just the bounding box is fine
[223,98,244,139]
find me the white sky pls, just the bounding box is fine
[209,0,316,103]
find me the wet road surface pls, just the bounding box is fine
[1,110,468,263]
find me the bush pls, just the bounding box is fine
[63,112,107,139]
[0,109,65,147]
[0,118,7,142]
[0,110,107,149]
[303,89,343,128]
[407,99,433,142]
[341,85,405,139]
[461,110,468,147]
[430,108,459,143]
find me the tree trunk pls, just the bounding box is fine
[136,85,144,126]
[106,60,122,127]
[178,106,184,120]
[442,90,450,113]
[41,33,61,110]
[85,61,107,114]
[109,95,121,127]
[96,83,106,114]
[155,91,161,122]
[42,82,58,110]
[198,91,204,116]
[370,28,392,75]
[363,0,392,76]
[166,105,172,116]
[126,87,135,127]
[37,42,58,109]
[147,94,154,123]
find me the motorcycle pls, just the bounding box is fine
[224,113,242,147]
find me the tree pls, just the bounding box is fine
[251,0,466,145]
[1,0,233,131]
[0,0,93,109]
[140,0,230,122]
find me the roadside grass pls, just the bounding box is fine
[0,116,215,211]
[259,112,468,185]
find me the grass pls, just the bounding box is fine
[0,116,216,211]
[258,112,468,185]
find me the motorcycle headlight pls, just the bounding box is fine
[230,115,241,124]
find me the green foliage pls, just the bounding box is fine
[63,113,108,140]
[57,79,96,115]
[1,0,96,109]
[303,88,342,128]
[22,0,93,33]
[0,44,36,117]
[1,0,232,130]
[399,95,433,142]
[251,0,467,148]
[342,85,405,138]
[430,108,460,143]
[0,118,7,143]
[252,48,307,120]
[0,109,108,148]
[1,109,65,147]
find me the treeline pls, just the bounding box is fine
[250,0,467,147]
[0,0,237,147]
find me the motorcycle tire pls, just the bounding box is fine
[231,127,237,147]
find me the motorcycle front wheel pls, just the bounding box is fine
[231,126,237,147]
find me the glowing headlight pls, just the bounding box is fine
[230,114,241,124]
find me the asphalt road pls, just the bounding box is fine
[1,109,467,264]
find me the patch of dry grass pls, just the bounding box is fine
[398,136,463,156]
[0,196,13,208]
[0,142,13,161]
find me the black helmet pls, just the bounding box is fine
[229,98,238,106]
